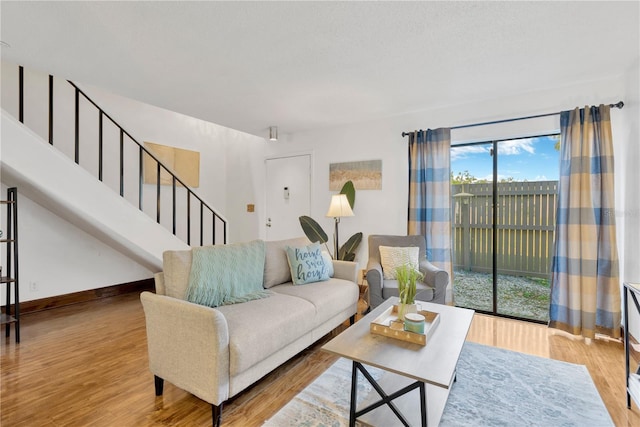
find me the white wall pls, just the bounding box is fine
[77,78,268,244]
[618,58,640,338]
[1,109,193,302]
[0,183,154,302]
[618,57,640,284]
[2,58,637,306]
[225,133,267,243]
[264,73,631,270]
[1,61,267,301]
[258,71,639,310]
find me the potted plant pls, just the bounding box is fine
[395,263,424,320]
[298,180,362,261]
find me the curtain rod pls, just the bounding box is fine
[401,101,624,137]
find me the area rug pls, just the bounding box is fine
[263,342,613,427]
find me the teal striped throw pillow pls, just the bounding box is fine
[185,240,271,307]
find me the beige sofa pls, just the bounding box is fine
[140,237,359,427]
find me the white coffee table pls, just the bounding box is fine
[322,297,474,426]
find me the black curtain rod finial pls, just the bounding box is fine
[611,101,624,109]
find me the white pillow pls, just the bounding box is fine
[379,246,420,280]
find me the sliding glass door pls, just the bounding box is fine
[451,135,559,322]
[451,142,494,314]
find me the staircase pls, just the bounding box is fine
[1,65,226,271]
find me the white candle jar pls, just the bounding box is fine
[403,312,426,334]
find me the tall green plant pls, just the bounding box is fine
[396,263,424,305]
[298,180,362,261]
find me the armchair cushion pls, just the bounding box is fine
[379,245,419,279]
[367,234,449,307]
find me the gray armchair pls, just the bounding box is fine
[366,234,448,309]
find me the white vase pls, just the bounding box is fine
[398,303,418,321]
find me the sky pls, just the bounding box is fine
[451,135,560,182]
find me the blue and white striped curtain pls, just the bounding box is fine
[549,105,621,339]
[408,128,453,303]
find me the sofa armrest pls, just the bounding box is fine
[419,260,448,304]
[154,272,166,295]
[366,260,385,308]
[140,291,230,405]
[332,260,359,283]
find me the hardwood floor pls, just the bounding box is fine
[1,293,638,426]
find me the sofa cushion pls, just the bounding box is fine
[264,236,310,288]
[379,245,419,280]
[271,278,359,325]
[162,249,193,299]
[215,293,316,375]
[185,240,270,308]
[285,242,330,285]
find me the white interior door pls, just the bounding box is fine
[265,155,311,241]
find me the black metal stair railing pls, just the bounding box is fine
[16,65,226,246]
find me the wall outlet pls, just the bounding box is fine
[29,282,38,292]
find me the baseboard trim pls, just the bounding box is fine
[9,278,155,315]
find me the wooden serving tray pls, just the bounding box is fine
[369,305,440,346]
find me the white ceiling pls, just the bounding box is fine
[1,1,638,138]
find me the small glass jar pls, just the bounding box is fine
[404,313,425,334]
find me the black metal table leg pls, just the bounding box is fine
[419,382,427,427]
[350,361,358,427]
[349,361,428,426]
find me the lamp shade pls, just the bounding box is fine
[326,194,354,218]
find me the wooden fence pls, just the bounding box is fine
[452,181,557,278]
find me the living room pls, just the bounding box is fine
[1,2,639,426]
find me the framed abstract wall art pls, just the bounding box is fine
[329,159,382,190]
[143,141,200,187]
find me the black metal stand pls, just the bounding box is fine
[333,217,340,259]
[624,283,640,409]
[2,187,19,343]
[349,361,427,427]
